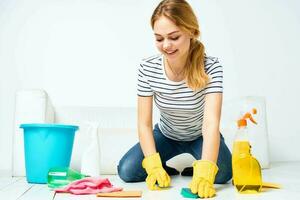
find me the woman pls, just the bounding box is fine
[118,0,232,198]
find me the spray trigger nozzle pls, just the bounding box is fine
[237,108,258,128]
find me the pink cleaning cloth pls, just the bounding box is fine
[55,177,123,195]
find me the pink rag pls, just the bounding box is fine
[55,177,123,195]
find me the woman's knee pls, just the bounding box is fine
[117,160,132,182]
[117,157,145,182]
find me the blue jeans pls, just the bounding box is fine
[118,124,232,184]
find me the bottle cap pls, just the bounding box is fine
[237,119,247,128]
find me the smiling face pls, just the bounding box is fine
[153,16,191,62]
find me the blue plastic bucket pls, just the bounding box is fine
[20,123,78,183]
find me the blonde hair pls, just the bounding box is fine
[151,0,209,91]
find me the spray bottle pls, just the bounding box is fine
[232,108,282,194]
[81,122,101,177]
[232,108,263,193]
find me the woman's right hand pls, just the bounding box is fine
[142,153,171,190]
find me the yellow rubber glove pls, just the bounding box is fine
[189,160,219,198]
[142,153,171,190]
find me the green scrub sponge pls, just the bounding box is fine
[180,188,199,198]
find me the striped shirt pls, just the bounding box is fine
[137,54,223,141]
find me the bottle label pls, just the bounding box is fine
[48,172,67,176]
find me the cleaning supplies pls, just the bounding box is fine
[97,190,142,198]
[180,188,199,198]
[47,167,88,188]
[232,108,263,193]
[81,122,101,177]
[20,123,78,183]
[55,177,123,195]
[232,108,281,193]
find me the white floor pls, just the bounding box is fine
[0,162,299,200]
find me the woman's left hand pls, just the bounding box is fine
[189,160,218,198]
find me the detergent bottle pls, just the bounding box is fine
[80,122,101,177]
[47,167,88,188]
[232,108,263,193]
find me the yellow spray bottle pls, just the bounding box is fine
[232,108,281,193]
[232,108,263,193]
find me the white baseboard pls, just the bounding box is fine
[0,169,12,177]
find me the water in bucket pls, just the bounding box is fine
[20,123,79,183]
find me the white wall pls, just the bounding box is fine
[1,0,300,175]
[0,0,21,176]
[218,0,300,162]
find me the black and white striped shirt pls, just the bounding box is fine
[137,54,223,141]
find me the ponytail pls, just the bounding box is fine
[184,39,209,91]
